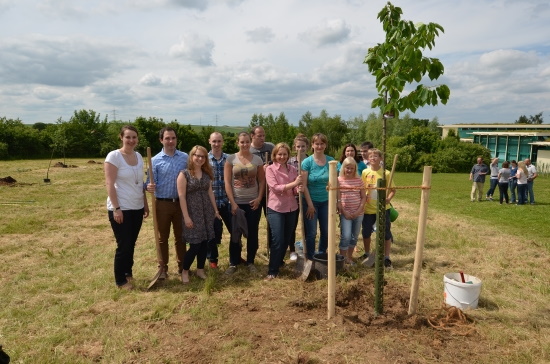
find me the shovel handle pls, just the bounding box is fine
[147,147,163,265]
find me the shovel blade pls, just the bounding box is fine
[146,269,164,290]
[298,259,313,281]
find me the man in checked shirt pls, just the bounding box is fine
[207,132,233,269]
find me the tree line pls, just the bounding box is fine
[0,109,489,173]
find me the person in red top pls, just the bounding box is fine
[264,142,302,280]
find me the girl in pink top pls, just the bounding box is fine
[265,143,302,280]
[337,157,366,264]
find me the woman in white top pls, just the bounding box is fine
[224,132,265,274]
[516,161,528,205]
[104,125,149,290]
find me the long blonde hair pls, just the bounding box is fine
[517,161,528,176]
[188,145,213,180]
[339,157,358,177]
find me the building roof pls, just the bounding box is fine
[440,124,550,129]
[471,131,550,137]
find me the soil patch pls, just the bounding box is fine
[53,162,78,168]
[135,274,483,363]
[0,176,17,185]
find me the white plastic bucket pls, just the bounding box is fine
[443,273,482,310]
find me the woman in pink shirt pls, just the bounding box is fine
[265,143,302,280]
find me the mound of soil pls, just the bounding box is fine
[53,162,78,168]
[0,176,17,185]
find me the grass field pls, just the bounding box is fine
[0,159,549,363]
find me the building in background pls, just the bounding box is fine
[440,124,550,174]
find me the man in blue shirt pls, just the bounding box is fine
[146,127,188,279]
[207,132,233,269]
[469,157,488,202]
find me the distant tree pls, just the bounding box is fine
[170,123,203,153]
[515,112,543,124]
[296,110,349,155]
[249,112,295,146]
[0,117,46,159]
[134,116,166,154]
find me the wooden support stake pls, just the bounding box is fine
[327,161,338,319]
[408,166,432,315]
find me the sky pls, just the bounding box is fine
[0,0,549,127]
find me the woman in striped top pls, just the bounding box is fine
[337,157,366,265]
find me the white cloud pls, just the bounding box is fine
[0,0,549,125]
[169,34,215,66]
[139,73,177,87]
[245,27,275,43]
[33,87,62,100]
[0,35,135,87]
[299,19,351,47]
[479,49,539,75]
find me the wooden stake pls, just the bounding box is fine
[408,166,432,314]
[327,160,338,319]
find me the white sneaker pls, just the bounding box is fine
[290,252,298,261]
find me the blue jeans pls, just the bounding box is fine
[302,199,328,260]
[486,178,498,197]
[207,203,232,263]
[526,180,535,204]
[267,208,297,275]
[228,203,261,266]
[339,214,363,250]
[509,178,517,203]
[517,184,527,205]
[108,208,144,286]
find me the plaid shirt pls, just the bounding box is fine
[209,151,229,208]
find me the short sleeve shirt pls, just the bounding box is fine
[227,154,263,204]
[301,155,335,202]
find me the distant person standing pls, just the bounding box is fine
[104,125,149,290]
[516,161,528,205]
[249,126,275,163]
[524,158,538,205]
[509,160,518,203]
[469,157,488,202]
[207,132,232,269]
[485,158,499,201]
[497,161,511,204]
[146,127,188,279]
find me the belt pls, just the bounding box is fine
[156,198,179,202]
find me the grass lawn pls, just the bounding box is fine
[0,159,548,363]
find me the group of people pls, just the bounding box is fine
[104,125,396,290]
[470,157,538,205]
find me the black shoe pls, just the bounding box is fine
[384,258,393,269]
[359,253,369,260]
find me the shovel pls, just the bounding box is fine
[296,154,313,281]
[146,147,165,290]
